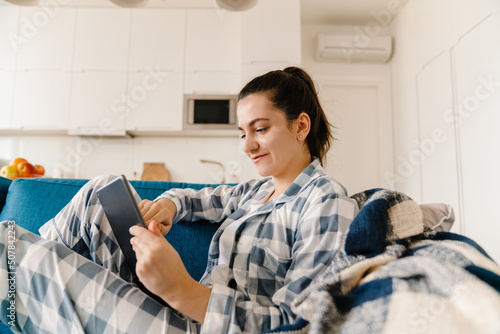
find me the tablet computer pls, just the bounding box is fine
[96,175,167,306]
[97,175,146,275]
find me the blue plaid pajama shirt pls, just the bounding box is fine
[0,159,358,333]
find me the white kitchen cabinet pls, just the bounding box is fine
[241,0,301,65]
[0,71,15,129]
[125,72,184,132]
[68,71,128,136]
[184,71,242,95]
[73,8,131,71]
[12,70,70,130]
[16,8,76,71]
[128,9,186,73]
[184,9,241,73]
[0,6,19,71]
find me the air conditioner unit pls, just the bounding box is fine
[316,33,392,63]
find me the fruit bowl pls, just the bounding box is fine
[1,157,45,180]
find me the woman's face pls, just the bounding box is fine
[237,93,309,181]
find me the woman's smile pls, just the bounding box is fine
[251,154,268,164]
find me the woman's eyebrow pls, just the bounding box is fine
[238,118,271,130]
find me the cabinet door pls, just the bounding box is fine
[184,72,242,95]
[0,6,19,71]
[125,72,184,131]
[12,70,70,130]
[129,9,186,73]
[16,8,76,71]
[73,8,130,71]
[69,71,127,136]
[184,9,241,73]
[242,0,301,65]
[0,71,15,129]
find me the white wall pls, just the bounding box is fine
[301,24,394,195]
[390,0,500,261]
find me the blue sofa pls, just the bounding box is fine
[2,177,500,333]
[0,176,222,334]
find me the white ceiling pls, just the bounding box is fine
[300,0,409,25]
[0,0,409,25]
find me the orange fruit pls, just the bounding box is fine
[10,157,28,167]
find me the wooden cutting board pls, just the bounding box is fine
[141,162,171,181]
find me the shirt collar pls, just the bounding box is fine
[279,158,324,201]
[257,158,325,208]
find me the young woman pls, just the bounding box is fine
[0,67,358,333]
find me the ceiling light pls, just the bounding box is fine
[3,0,38,5]
[216,0,257,11]
[109,0,148,7]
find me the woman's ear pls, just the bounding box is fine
[297,112,311,141]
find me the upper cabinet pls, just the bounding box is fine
[240,0,301,85]
[0,7,19,71]
[125,9,187,132]
[68,71,128,136]
[1,3,302,136]
[12,70,71,131]
[125,72,184,132]
[0,71,15,129]
[6,8,75,131]
[184,9,241,73]
[241,0,301,65]
[16,8,76,71]
[68,8,132,135]
[183,9,242,94]
[73,8,131,72]
[128,9,186,73]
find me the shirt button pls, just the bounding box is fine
[228,279,237,289]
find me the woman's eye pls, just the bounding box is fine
[256,127,268,133]
[240,133,246,140]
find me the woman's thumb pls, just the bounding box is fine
[148,220,162,237]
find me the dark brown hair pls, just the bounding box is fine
[238,67,334,166]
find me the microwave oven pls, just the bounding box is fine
[183,94,238,130]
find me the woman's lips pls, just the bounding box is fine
[251,154,267,163]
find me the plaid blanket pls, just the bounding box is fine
[267,189,500,334]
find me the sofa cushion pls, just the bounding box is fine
[0,178,88,234]
[0,177,12,213]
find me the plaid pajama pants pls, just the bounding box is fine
[0,175,200,333]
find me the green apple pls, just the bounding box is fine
[1,165,19,180]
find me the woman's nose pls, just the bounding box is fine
[242,134,258,154]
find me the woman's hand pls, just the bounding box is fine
[138,198,176,235]
[130,222,211,323]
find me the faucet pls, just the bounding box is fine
[200,159,225,183]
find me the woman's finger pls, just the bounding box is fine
[138,199,148,209]
[139,199,153,218]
